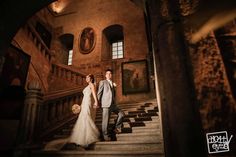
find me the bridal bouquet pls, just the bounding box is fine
[72,104,81,114]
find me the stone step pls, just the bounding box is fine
[100,122,159,129]
[54,129,161,140]
[95,114,117,120]
[61,124,161,135]
[96,106,158,113]
[32,150,164,157]
[122,106,158,110]
[116,133,161,142]
[131,124,159,130]
[61,126,134,135]
[126,110,146,115]
[95,112,159,120]
[95,103,157,113]
[132,128,161,133]
[117,132,160,137]
[67,120,160,132]
[128,121,159,127]
[93,141,163,151]
[118,103,156,108]
[131,117,159,122]
[95,115,159,124]
[143,120,159,125]
[96,106,158,114]
[96,109,158,115]
[137,112,159,117]
[122,106,157,112]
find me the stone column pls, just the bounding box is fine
[147,0,207,157]
[16,80,43,145]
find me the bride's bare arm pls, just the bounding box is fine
[97,81,104,102]
[89,83,99,108]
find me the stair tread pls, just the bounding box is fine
[35,150,164,154]
[95,140,162,144]
[54,130,161,137]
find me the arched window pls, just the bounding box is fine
[59,33,74,65]
[102,25,124,60]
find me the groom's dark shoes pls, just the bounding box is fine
[114,128,122,134]
[103,136,111,141]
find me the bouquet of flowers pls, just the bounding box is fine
[72,104,81,114]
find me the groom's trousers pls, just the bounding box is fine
[102,104,125,137]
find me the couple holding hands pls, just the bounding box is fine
[45,69,125,150]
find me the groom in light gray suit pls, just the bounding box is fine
[97,69,124,141]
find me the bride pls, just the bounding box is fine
[44,74,100,150]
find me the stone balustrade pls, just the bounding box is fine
[39,87,84,139]
[51,63,86,86]
[24,23,54,63]
[18,80,84,145]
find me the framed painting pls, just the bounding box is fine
[122,59,150,94]
[79,27,96,54]
[0,45,31,89]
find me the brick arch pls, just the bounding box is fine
[0,0,55,54]
[59,33,74,50]
[101,24,124,60]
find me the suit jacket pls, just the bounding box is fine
[97,80,115,108]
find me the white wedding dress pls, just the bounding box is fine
[44,85,100,150]
[69,85,100,146]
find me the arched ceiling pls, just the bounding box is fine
[0,0,236,53]
[0,0,55,52]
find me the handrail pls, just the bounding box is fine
[53,63,86,77]
[24,22,53,62]
[50,63,86,87]
[20,83,84,144]
[39,86,84,139]
[44,86,84,101]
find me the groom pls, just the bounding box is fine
[97,69,124,141]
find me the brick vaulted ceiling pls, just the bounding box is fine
[0,0,236,53]
[0,0,55,52]
[0,0,135,53]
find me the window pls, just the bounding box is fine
[102,24,124,61]
[68,49,73,65]
[112,41,123,59]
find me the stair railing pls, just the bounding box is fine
[51,63,86,86]
[17,80,85,146]
[23,23,54,63]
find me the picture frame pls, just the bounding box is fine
[0,44,31,89]
[122,59,150,94]
[79,27,96,54]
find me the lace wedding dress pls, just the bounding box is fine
[44,85,100,150]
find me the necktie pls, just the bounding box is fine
[108,80,113,87]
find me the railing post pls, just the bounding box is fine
[16,80,43,145]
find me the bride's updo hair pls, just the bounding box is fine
[87,74,95,83]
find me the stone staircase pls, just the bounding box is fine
[31,99,164,157]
